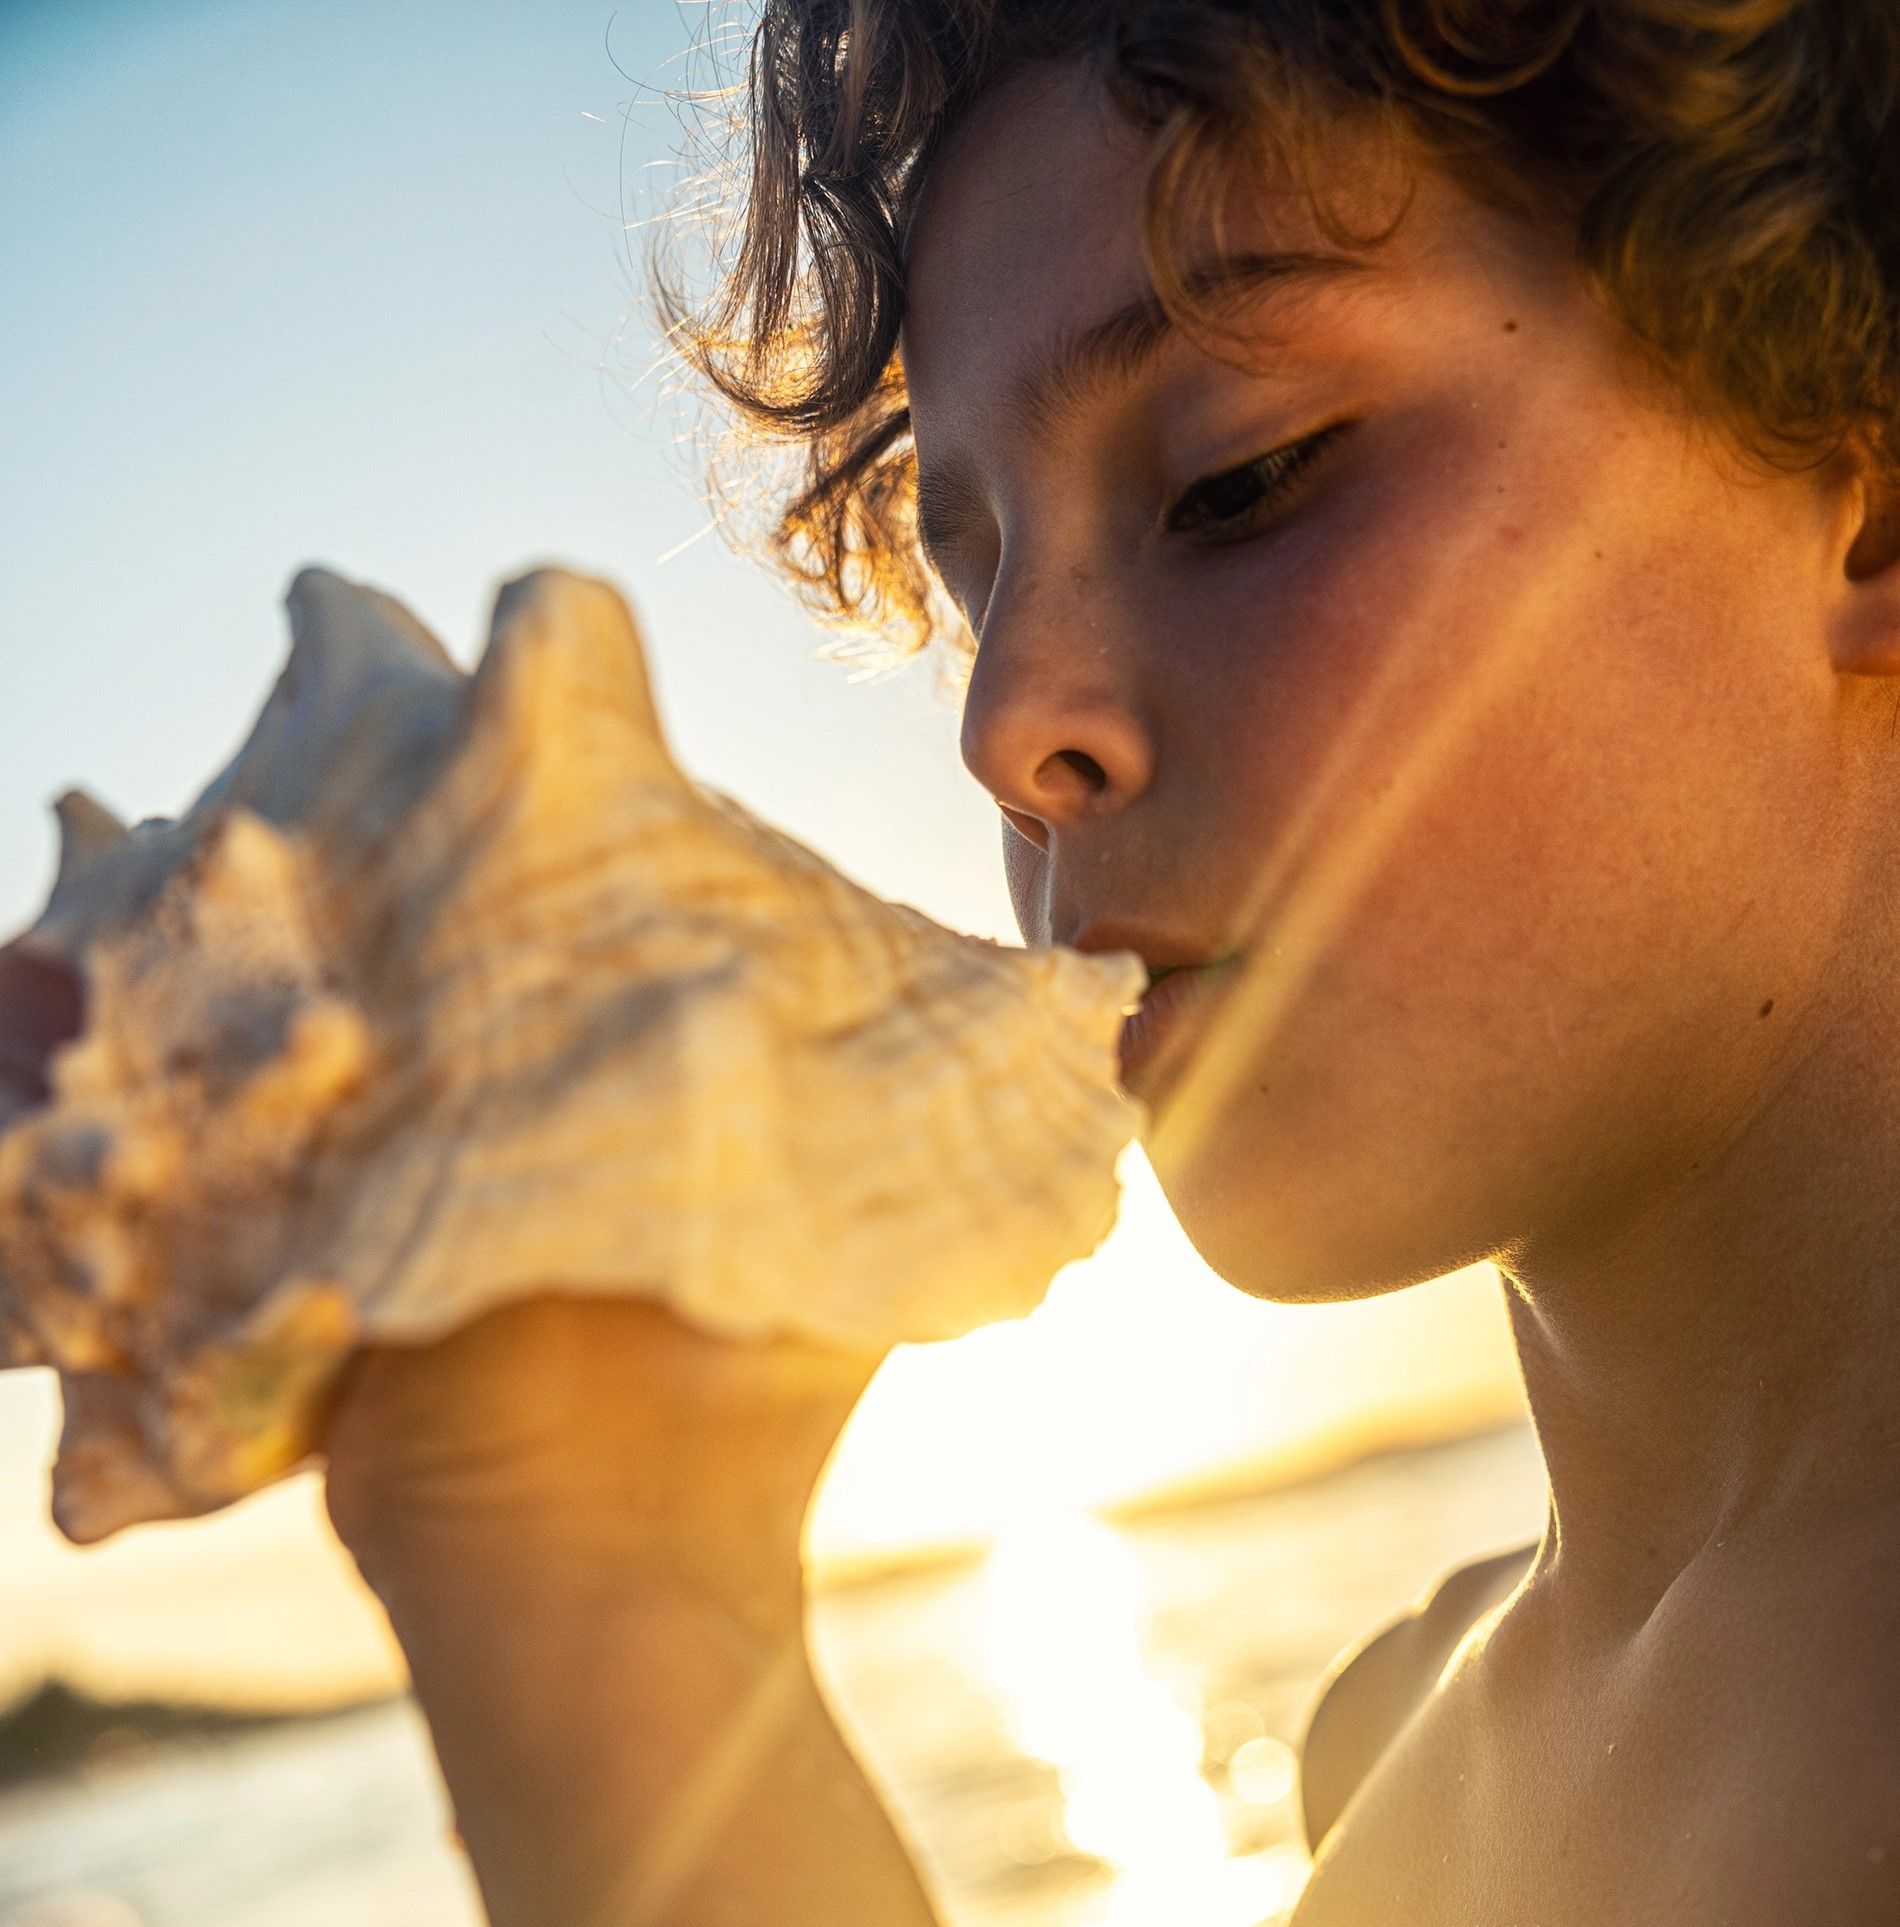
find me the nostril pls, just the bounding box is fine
[0,947,85,1102]
[1054,748,1108,790]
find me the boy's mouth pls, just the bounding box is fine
[1059,920,1238,986]
[1119,953,1245,1091]
[1057,923,1247,1087]
[1144,954,1241,990]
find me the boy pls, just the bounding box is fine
[16,2,1900,1920]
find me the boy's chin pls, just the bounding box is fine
[1158,1160,1481,1306]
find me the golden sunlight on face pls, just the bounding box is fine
[903,62,1862,1304]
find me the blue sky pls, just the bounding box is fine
[0,0,1008,935]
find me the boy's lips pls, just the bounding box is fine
[1056,921,1244,1093]
[1060,919,1231,981]
[1116,954,1243,1091]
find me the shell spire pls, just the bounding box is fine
[284,565,458,682]
[51,790,130,896]
[462,566,683,790]
[195,566,465,845]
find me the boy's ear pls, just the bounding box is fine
[1833,454,1900,676]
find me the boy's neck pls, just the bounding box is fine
[1503,949,1900,1614]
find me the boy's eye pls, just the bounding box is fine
[1163,423,1352,540]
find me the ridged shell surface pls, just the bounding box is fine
[0,567,1146,1542]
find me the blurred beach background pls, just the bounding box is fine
[0,3,1541,1920]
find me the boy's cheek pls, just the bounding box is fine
[1154,712,1849,1308]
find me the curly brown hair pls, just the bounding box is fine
[656,0,1900,667]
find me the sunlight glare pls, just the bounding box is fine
[978,1507,1308,1926]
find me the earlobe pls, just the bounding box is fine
[1832,460,1900,676]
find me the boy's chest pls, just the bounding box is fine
[1287,1601,1900,1927]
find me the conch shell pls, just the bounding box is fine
[0,567,1145,1542]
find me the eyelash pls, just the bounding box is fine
[1163,422,1353,542]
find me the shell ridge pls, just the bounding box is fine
[2,564,1142,1535]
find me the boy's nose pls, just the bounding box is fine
[957,593,1154,852]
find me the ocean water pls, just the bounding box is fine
[0,1425,1546,1927]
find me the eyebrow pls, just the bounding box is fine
[1017,247,1372,432]
[914,248,1373,573]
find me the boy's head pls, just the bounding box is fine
[673,2,1900,1301]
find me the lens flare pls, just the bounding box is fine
[1150,575,1562,1190]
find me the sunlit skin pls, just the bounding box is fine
[914,72,1878,1308]
[907,63,1900,1923]
[9,49,1900,1927]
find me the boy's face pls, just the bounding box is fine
[903,64,1868,1301]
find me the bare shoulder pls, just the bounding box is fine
[1297,1541,1536,1853]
